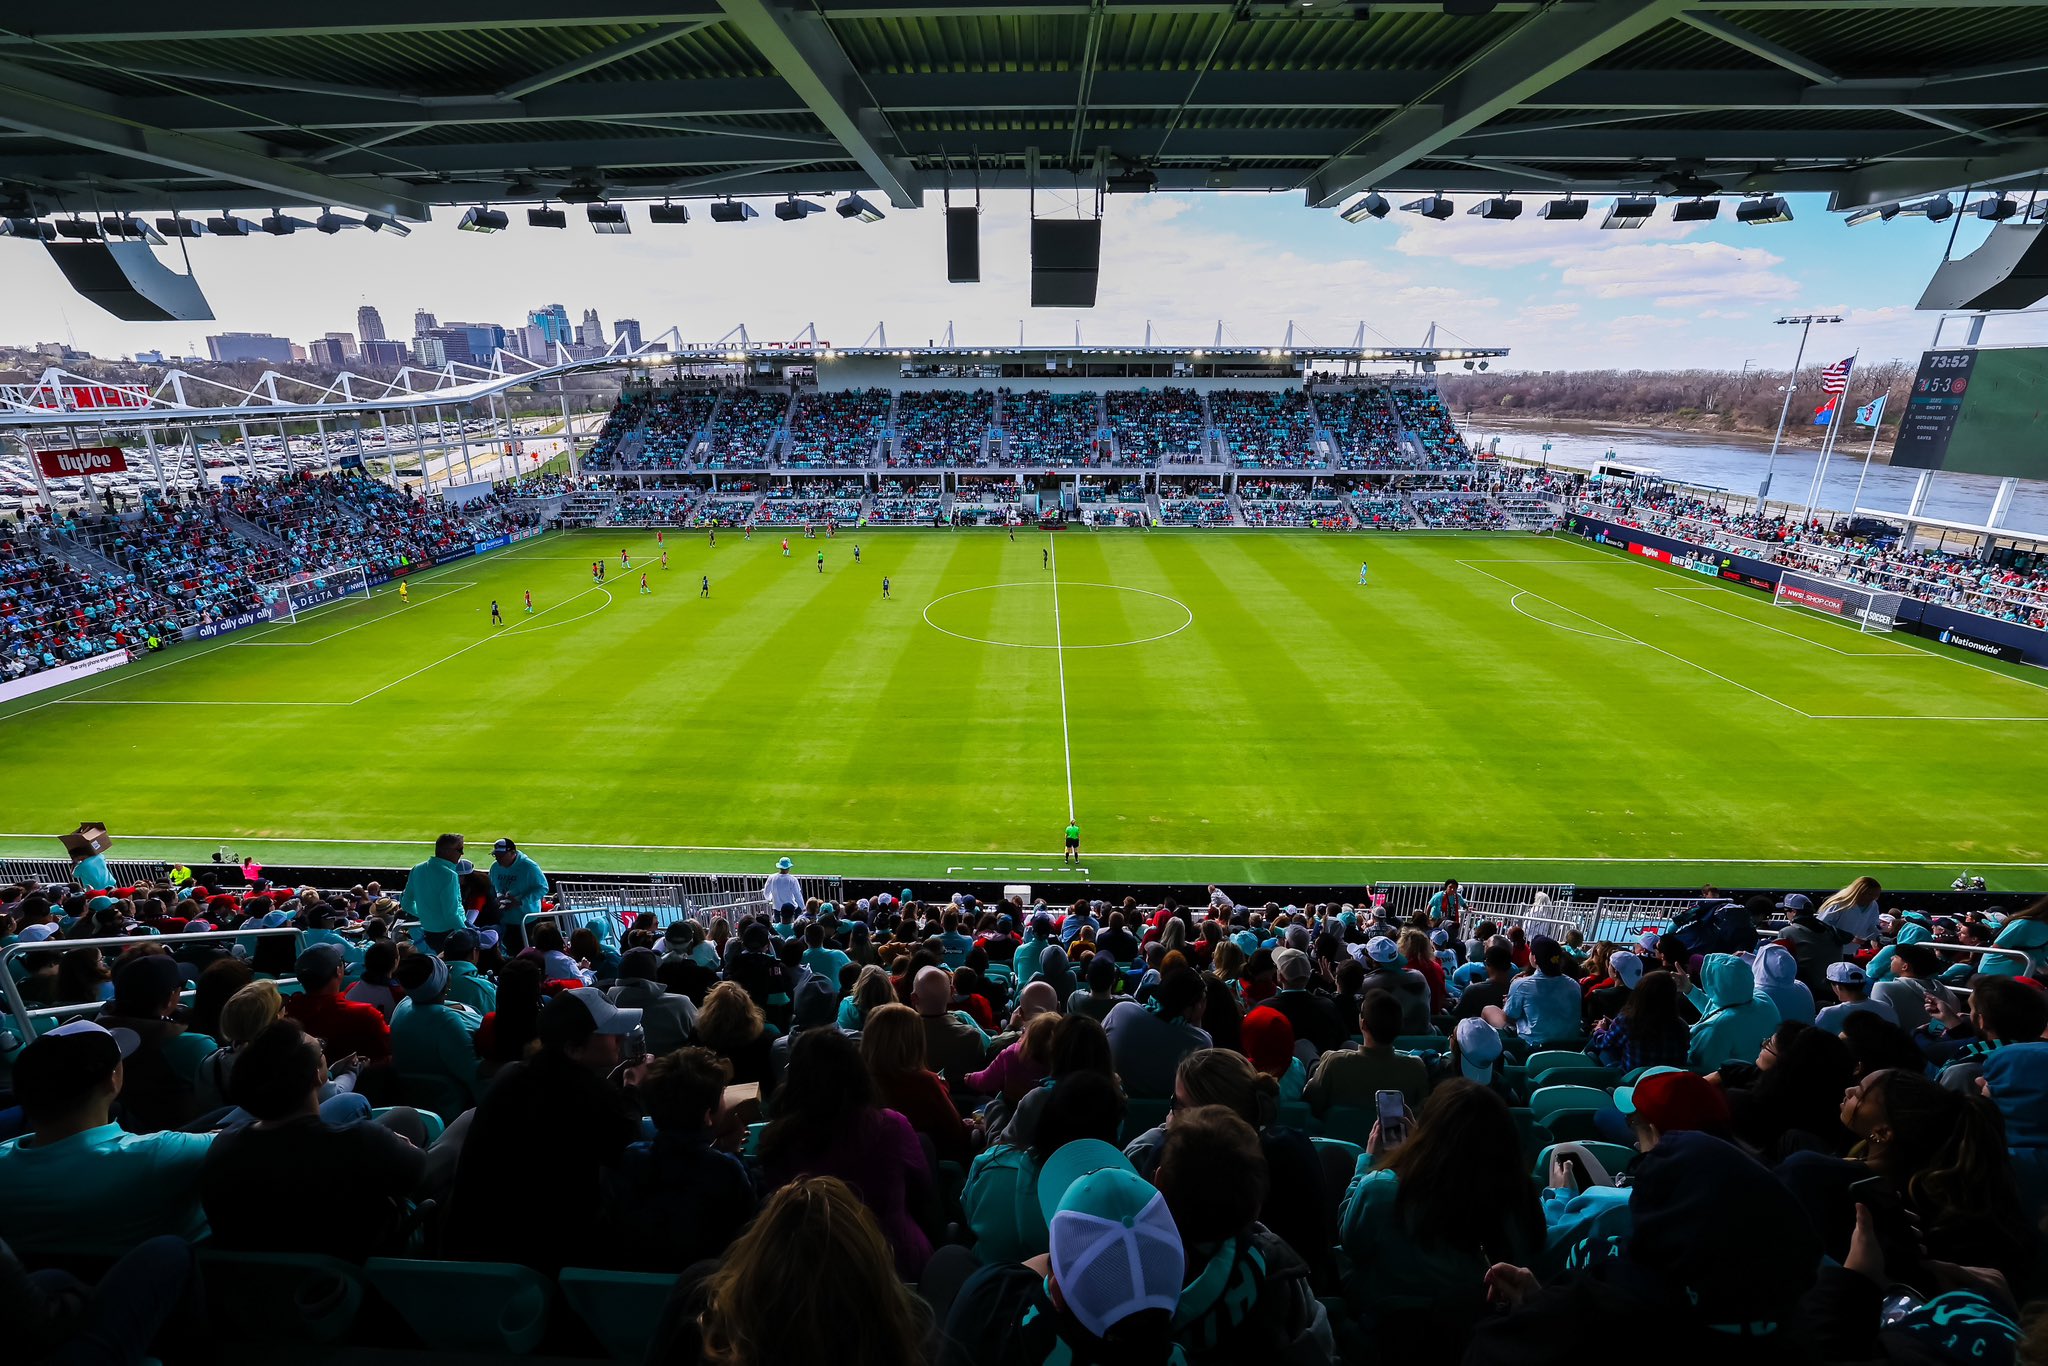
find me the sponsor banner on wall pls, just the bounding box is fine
[0,648,131,703]
[36,446,128,479]
[191,609,270,641]
[1721,570,1777,591]
[1932,626,2025,663]
[437,546,475,564]
[1778,582,1847,615]
[473,535,510,555]
[1628,542,1671,564]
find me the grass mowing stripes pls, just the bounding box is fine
[3,527,2045,891]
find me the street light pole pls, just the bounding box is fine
[1763,314,1842,509]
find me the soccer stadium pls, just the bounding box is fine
[5,3,2048,1364]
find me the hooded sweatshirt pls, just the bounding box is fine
[1981,1042,2048,1220]
[1863,921,1930,983]
[1751,944,1815,1025]
[1686,954,1780,1071]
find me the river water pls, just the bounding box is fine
[1461,419,2048,539]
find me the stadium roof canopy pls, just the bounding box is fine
[2,0,2046,221]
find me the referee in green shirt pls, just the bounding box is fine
[1064,820,1080,864]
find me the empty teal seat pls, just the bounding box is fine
[1522,1049,1589,1080]
[1314,1105,1376,1150]
[1309,1136,1364,1198]
[1527,1084,1614,1119]
[560,1267,679,1360]
[199,1251,364,1344]
[364,1257,552,1355]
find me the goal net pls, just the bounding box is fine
[1773,570,1905,634]
[258,564,372,624]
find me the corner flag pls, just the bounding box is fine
[1854,394,1887,427]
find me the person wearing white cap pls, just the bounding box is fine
[1439,1016,1510,1096]
[1813,960,1897,1032]
[941,1138,1186,1364]
[762,857,802,917]
[1351,935,1431,1036]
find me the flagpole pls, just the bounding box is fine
[1850,394,1886,517]
[1803,351,1857,530]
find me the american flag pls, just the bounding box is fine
[1820,356,1854,395]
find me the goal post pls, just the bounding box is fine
[259,565,372,624]
[1773,570,1905,635]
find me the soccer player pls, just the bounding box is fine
[701,574,710,598]
[592,560,600,583]
[781,537,790,558]
[709,528,716,549]
[657,530,664,548]
[744,524,752,541]
[882,575,891,599]
[523,589,534,615]
[398,581,409,605]
[1358,558,1369,586]
[490,599,502,626]
[622,549,631,569]
[640,572,651,596]
[816,550,825,574]
[1064,819,1080,864]
[853,544,861,565]
[661,549,669,570]
[1043,547,1049,570]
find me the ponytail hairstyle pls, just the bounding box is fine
[1866,1068,2019,1227]
[1173,1047,1279,1130]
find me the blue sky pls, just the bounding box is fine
[9,189,2047,371]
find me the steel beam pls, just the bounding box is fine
[494,21,719,100]
[1675,12,1839,85]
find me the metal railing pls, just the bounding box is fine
[1374,881,1577,920]
[0,927,304,1044]
[0,858,168,888]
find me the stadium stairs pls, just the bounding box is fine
[559,490,618,527]
[35,526,132,579]
[222,509,288,550]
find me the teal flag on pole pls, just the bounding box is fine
[1854,394,1887,427]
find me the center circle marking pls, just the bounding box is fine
[922,581,1195,650]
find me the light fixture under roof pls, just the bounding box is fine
[262,209,313,235]
[458,205,509,233]
[649,199,690,225]
[1844,201,1901,227]
[1469,195,1523,221]
[1975,195,2018,221]
[0,217,56,241]
[836,192,884,222]
[1400,193,1454,220]
[101,216,166,244]
[315,208,363,234]
[527,204,566,229]
[1902,193,1955,223]
[710,199,756,223]
[155,215,206,238]
[586,203,631,234]
[207,213,254,237]
[1736,194,1793,225]
[1671,197,1720,222]
[57,217,103,239]
[1537,195,1588,221]
[774,195,823,221]
[363,213,411,236]
[1602,195,1657,229]
[1339,191,1390,223]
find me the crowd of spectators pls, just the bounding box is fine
[590,393,721,472]
[700,390,790,468]
[5,861,2046,1366]
[1212,390,1324,467]
[1106,388,1208,461]
[0,529,176,680]
[870,479,944,524]
[1316,388,1409,470]
[223,472,538,579]
[1411,495,1508,530]
[610,492,703,526]
[891,392,992,468]
[1160,497,1233,526]
[999,391,1101,467]
[74,495,294,625]
[783,390,891,469]
[1389,389,1470,469]
[692,496,763,528]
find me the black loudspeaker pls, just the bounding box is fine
[1918,223,2048,310]
[1030,218,1102,307]
[43,240,214,320]
[945,207,980,283]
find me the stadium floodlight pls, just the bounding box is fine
[155,215,205,238]
[836,193,884,222]
[262,209,313,235]
[1477,361,1489,370]
[1339,192,1390,223]
[527,204,567,229]
[1537,195,1588,221]
[1671,197,1720,223]
[559,181,607,205]
[1844,201,1900,227]
[710,199,756,223]
[206,213,255,237]
[1975,195,2018,221]
[0,216,56,241]
[586,203,631,234]
[774,195,823,221]
[1602,195,1657,229]
[1736,195,1794,225]
[100,216,167,244]
[1463,360,1476,369]
[457,205,509,233]
[315,208,363,233]
[1400,193,1455,220]
[363,213,411,236]
[649,199,691,225]
[1469,195,1523,221]
[1900,193,1955,223]
[56,217,103,239]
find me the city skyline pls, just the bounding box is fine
[10,191,2048,372]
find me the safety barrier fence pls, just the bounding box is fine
[0,927,304,1045]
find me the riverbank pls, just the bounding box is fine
[1470,412,1888,459]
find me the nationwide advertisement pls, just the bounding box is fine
[35,445,129,479]
[473,535,510,555]
[1934,626,2024,663]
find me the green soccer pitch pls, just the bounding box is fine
[4,527,2046,891]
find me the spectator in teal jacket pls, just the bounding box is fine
[389,954,484,1119]
[487,837,548,935]
[399,834,467,949]
[1685,954,1780,1071]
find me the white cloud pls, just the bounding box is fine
[1513,302,1582,324]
